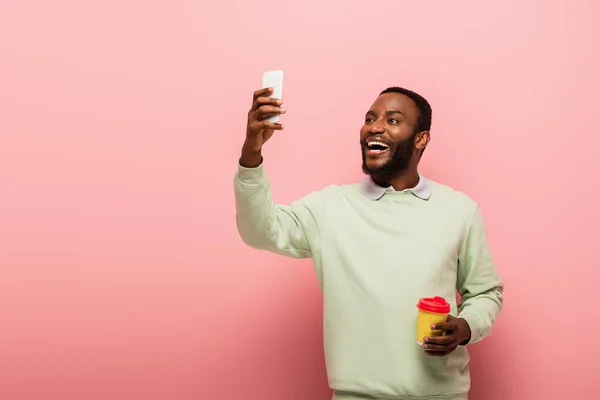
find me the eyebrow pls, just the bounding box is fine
[366,109,404,116]
[386,109,404,115]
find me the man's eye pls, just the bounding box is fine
[388,119,399,124]
[365,118,374,123]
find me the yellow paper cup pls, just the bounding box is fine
[416,296,450,345]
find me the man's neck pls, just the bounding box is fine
[372,168,420,191]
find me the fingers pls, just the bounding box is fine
[431,321,457,332]
[249,120,284,132]
[423,340,454,357]
[252,97,283,113]
[252,105,286,121]
[253,87,273,102]
[424,335,454,345]
[251,88,282,110]
[431,323,452,332]
[423,331,458,357]
[422,342,449,352]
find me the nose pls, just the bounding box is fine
[368,120,385,134]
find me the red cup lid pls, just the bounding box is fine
[417,296,450,314]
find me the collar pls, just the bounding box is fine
[360,174,432,201]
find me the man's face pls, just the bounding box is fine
[360,93,423,180]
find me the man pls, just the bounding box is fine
[233,85,503,400]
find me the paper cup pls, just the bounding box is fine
[416,296,450,345]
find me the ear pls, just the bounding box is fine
[415,131,430,152]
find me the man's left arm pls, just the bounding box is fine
[455,205,504,344]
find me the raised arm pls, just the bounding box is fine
[233,87,324,259]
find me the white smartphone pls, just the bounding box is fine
[261,70,284,123]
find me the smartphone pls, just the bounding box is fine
[261,70,284,123]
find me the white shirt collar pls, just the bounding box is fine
[360,174,432,200]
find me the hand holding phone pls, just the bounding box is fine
[261,70,284,123]
[240,70,286,168]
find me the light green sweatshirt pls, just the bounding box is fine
[233,162,503,400]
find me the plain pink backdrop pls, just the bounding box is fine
[1,1,598,399]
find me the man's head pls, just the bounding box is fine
[360,87,432,182]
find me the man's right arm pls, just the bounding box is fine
[233,88,324,259]
[234,159,324,258]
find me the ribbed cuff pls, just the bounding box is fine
[457,313,482,344]
[236,162,266,186]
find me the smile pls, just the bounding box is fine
[366,141,390,155]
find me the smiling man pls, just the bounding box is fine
[233,86,503,400]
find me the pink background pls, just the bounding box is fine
[1,1,598,399]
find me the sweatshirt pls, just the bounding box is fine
[233,162,503,400]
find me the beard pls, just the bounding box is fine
[361,131,416,181]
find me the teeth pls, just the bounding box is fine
[367,141,389,149]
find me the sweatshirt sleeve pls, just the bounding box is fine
[456,206,504,344]
[233,162,325,258]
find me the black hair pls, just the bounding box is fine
[379,86,432,133]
